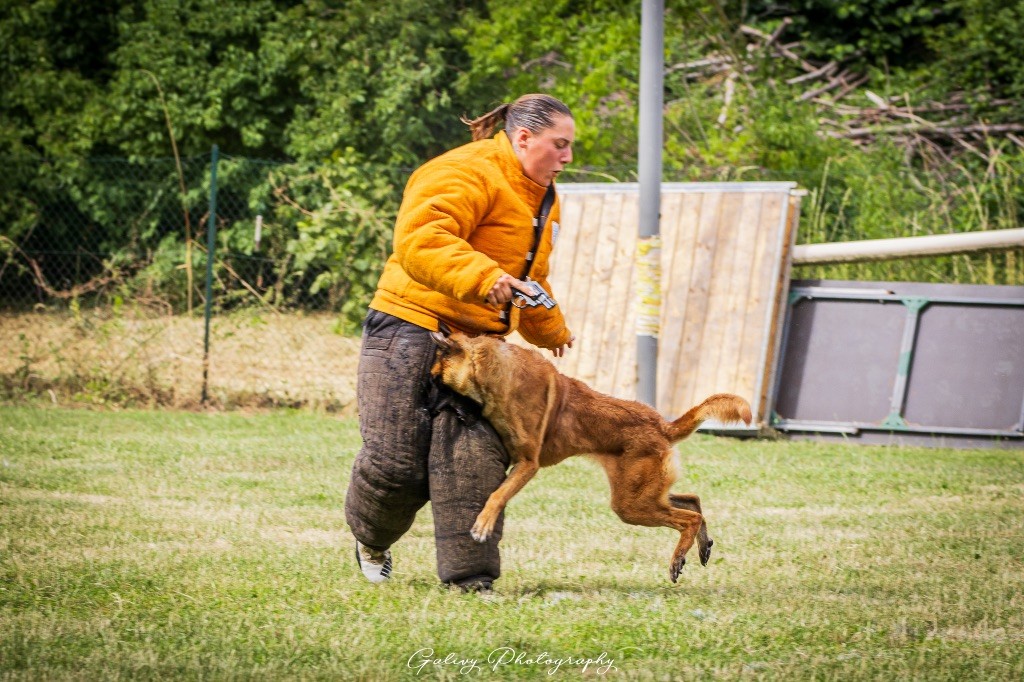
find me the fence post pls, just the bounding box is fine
[636,0,663,409]
[201,144,219,404]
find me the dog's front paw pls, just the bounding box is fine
[699,537,714,566]
[470,520,492,543]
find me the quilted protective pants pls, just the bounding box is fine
[344,310,510,585]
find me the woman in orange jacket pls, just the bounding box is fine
[345,94,575,592]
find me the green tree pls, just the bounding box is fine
[926,0,1024,113]
[735,0,950,66]
[2,0,486,163]
[0,0,122,157]
[277,0,484,165]
[457,0,645,170]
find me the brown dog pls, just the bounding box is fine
[430,331,752,582]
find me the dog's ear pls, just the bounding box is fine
[430,331,453,350]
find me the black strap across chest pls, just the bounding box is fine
[519,183,556,280]
[501,183,556,326]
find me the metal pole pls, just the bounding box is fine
[637,0,663,408]
[201,144,219,404]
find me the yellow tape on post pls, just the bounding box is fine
[635,235,662,338]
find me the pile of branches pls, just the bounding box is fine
[666,17,1024,158]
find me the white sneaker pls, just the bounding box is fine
[355,541,392,583]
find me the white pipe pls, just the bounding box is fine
[793,228,1024,265]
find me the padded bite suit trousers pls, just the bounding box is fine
[344,310,510,584]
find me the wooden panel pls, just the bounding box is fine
[736,192,786,400]
[611,192,639,399]
[521,182,798,426]
[713,192,766,395]
[593,193,632,396]
[558,193,605,379]
[689,192,746,409]
[656,192,694,409]
[674,192,722,409]
[756,196,801,417]
[576,192,624,386]
[549,191,584,298]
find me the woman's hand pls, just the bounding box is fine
[485,273,534,306]
[551,335,575,358]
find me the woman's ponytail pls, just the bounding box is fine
[461,94,572,140]
[461,103,510,141]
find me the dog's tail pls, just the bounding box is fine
[665,393,752,443]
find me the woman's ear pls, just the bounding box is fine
[512,126,532,151]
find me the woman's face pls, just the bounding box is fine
[512,114,575,186]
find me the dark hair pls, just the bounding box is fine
[461,94,573,141]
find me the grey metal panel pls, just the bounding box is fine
[905,304,1024,430]
[772,279,1024,447]
[774,419,1023,438]
[774,298,906,423]
[790,278,1024,301]
[779,430,1024,450]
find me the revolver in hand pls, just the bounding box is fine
[512,280,557,310]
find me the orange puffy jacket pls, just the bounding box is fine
[369,131,572,349]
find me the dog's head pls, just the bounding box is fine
[430,331,485,402]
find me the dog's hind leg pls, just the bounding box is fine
[601,452,704,583]
[669,493,713,566]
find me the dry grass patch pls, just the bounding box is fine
[0,310,360,410]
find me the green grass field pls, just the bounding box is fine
[1,406,1022,680]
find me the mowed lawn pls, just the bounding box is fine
[1,407,1022,680]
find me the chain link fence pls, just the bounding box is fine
[3,147,1020,409]
[0,148,407,409]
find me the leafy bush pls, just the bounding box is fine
[232,150,399,332]
[2,0,1022,318]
